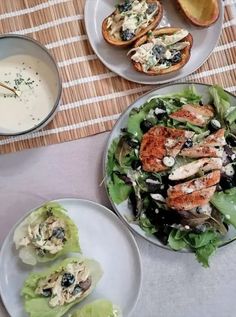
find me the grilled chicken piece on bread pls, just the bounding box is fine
[169,158,223,181]
[167,170,220,199]
[129,27,193,75]
[166,186,217,211]
[140,126,194,172]
[169,104,214,127]
[102,0,163,47]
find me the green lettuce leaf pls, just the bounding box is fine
[209,85,230,123]
[22,257,103,317]
[195,242,218,268]
[107,138,119,176]
[70,299,122,317]
[14,202,81,265]
[211,188,236,228]
[107,174,132,204]
[168,229,187,251]
[226,108,236,125]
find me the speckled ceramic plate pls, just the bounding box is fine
[85,0,223,85]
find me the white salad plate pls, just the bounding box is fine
[0,198,142,317]
[84,0,223,85]
[104,82,236,249]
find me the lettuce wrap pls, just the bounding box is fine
[14,202,80,265]
[22,257,103,317]
[70,299,122,317]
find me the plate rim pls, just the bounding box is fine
[103,81,236,250]
[0,197,142,317]
[84,0,224,85]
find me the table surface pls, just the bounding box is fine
[1,132,236,317]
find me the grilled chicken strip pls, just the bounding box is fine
[169,158,223,180]
[180,146,223,158]
[166,186,216,211]
[200,128,226,147]
[168,170,220,198]
[140,126,194,172]
[169,104,214,127]
[180,129,225,158]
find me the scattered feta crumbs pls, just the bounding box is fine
[184,225,190,230]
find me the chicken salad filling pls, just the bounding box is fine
[106,0,159,41]
[128,29,190,72]
[14,203,80,265]
[107,85,236,267]
[36,261,91,307]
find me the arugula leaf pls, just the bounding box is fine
[211,188,236,228]
[168,229,187,251]
[209,85,230,123]
[184,230,218,248]
[107,174,132,204]
[195,241,218,268]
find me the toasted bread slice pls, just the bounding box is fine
[166,186,216,211]
[177,0,220,27]
[102,0,163,47]
[131,27,193,75]
[167,170,220,199]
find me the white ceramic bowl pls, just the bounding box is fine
[0,35,62,136]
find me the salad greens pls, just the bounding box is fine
[22,257,102,317]
[70,299,122,317]
[14,202,81,265]
[107,85,236,267]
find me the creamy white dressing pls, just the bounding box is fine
[0,54,58,134]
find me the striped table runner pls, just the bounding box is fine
[0,0,235,154]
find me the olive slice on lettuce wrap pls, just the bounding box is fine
[14,202,81,265]
[21,257,103,317]
[70,299,122,317]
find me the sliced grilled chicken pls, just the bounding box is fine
[200,128,226,147]
[166,186,216,211]
[169,104,214,127]
[168,170,220,198]
[140,126,194,172]
[180,146,223,158]
[169,158,222,180]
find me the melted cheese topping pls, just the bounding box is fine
[107,0,158,40]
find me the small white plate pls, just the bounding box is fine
[85,0,223,85]
[0,198,142,317]
[103,82,236,249]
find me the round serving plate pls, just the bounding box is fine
[103,82,236,250]
[85,0,223,85]
[0,198,142,317]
